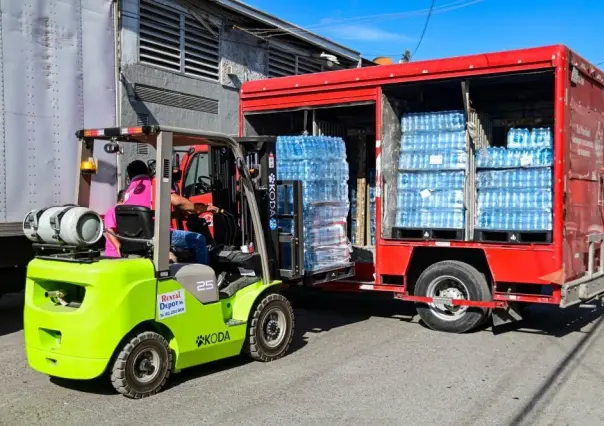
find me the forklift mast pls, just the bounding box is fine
[210,137,305,282]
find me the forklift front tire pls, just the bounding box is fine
[245,293,294,362]
[110,331,173,399]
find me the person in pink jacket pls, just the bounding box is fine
[122,160,217,264]
[103,190,126,258]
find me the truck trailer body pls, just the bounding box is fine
[0,0,117,292]
[239,45,604,330]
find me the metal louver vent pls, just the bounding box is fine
[297,56,323,75]
[184,17,220,80]
[268,48,325,77]
[136,113,149,155]
[139,0,181,72]
[134,84,218,114]
[163,159,171,179]
[136,113,149,126]
[268,49,296,77]
[136,143,149,155]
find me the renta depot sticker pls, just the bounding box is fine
[157,289,186,319]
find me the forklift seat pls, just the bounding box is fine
[114,205,154,256]
[114,205,195,262]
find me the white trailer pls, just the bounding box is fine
[0,0,117,294]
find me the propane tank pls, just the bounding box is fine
[23,205,103,247]
[59,207,104,246]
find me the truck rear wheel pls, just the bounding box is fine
[110,331,172,399]
[415,260,491,333]
[245,293,294,362]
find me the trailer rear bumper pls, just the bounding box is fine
[560,233,604,309]
[560,273,604,308]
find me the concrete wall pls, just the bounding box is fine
[118,0,269,183]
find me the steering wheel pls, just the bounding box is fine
[195,175,212,193]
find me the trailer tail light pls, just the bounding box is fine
[77,126,153,139]
[120,126,144,135]
[83,129,104,137]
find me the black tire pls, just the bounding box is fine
[110,331,172,399]
[245,293,294,362]
[415,260,491,334]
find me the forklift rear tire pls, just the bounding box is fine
[414,260,491,334]
[245,293,294,362]
[110,331,173,399]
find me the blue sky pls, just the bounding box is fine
[245,0,604,64]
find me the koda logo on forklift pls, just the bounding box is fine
[267,152,277,231]
[196,331,230,347]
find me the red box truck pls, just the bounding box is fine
[239,44,604,333]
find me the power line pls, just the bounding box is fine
[252,0,482,39]
[411,0,436,59]
[245,0,479,36]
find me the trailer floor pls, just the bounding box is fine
[1,291,604,425]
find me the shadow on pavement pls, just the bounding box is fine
[0,292,25,336]
[41,290,604,401]
[507,306,604,425]
[169,291,417,389]
[50,376,116,396]
[493,300,604,338]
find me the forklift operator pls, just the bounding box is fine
[123,160,219,264]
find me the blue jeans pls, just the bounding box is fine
[171,230,208,265]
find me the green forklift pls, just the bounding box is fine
[23,126,313,398]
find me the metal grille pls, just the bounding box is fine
[297,56,323,75]
[268,48,325,77]
[136,114,149,155]
[268,49,296,77]
[134,84,219,114]
[139,0,182,72]
[138,0,221,81]
[184,17,220,80]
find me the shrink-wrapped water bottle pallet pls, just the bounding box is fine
[475,229,552,244]
[393,227,465,241]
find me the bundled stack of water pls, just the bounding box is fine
[276,135,350,271]
[396,111,467,230]
[476,128,553,231]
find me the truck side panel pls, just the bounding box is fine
[564,51,604,282]
[0,0,116,230]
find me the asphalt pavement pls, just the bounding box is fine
[1,290,604,425]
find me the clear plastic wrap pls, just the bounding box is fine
[475,127,554,232]
[393,110,468,232]
[395,208,465,229]
[476,147,553,168]
[276,136,351,271]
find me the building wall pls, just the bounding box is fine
[119,0,270,180]
[117,0,357,185]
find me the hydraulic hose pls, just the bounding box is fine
[105,229,153,245]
